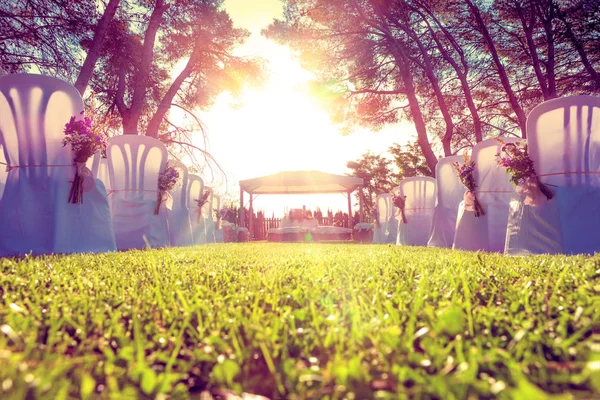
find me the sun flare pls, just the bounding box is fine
[167,2,414,215]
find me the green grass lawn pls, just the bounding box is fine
[1,243,599,399]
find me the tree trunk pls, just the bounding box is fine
[145,49,199,137]
[396,53,438,175]
[537,2,557,98]
[557,10,600,88]
[123,0,167,135]
[517,3,550,99]
[369,9,438,173]
[74,0,121,95]
[465,0,528,137]
[416,7,483,143]
[404,24,454,156]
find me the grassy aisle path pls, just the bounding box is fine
[1,243,599,399]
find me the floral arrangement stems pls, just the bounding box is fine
[495,139,553,206]
[392,193,408,224]
[453,154,485,217]
[465,190,485,217]
[67,161,87,204]
[195,190,211,222]
[155,164,180,215]
[536,177,554,200]
[62,112,107,204]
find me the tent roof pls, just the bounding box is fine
[239,170,363,194]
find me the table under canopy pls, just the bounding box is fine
[239,170,364,239]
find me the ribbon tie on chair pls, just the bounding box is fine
[463,190,486,217]
[514,177,547,207]
[76,162,95,193]
[0,161,73,173]
[154,190,173,215]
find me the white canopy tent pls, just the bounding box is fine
[239,170,364,239]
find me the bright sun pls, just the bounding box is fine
[168,1,414,215]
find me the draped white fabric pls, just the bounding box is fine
[505,96,600,255]
[200,187,214,243]
[372,194,397,244]
[0,144,7,199]
[395,177,436,246]
[106,135,169,250]
[0,74,116,255]
[428,156,466,248]
[88,152,110,191]
[453,137,518,252]
[188,174,206,245]
[166,160,194,247]
[204,192,221,243]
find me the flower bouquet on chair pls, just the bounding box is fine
[495,139,553,206]
[453,153,485,217]
[62,112,108,204]
[154,163,180,215]
[392,192,408,224]
[195,189,211,222]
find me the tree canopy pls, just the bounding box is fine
[0,0,263,174]
[266,0,600,174]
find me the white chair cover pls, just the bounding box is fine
[0,74,116,255]
[88,152,110,191]
[453,137,519,252]
[166,160,193,247]
[205,192,221,243]
[188,174,206,245]
[106,135,169,250]
[428,156,466,248]
[0,144,7,199]
[505,96,600,255]
[395,177,436,246]
[201,187,215,243]
[372,194,397,244]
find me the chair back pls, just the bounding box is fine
[473,137,519,193]
[427,156,465,247]
[465,137,519,252]
[435,156,465,211]
[187,174,204,214]
[395,177,437,211]
[527,95,600,187]
[0,74,81,183]
[168,160,189,209]
[376,193,393,226]
[106,135,167,199]
[211,192,221,220]
[87,152,110,190]
[373,193,397,243]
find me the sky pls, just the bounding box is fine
[190,0,417,215]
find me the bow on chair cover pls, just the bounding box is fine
[395,177,436,246]
[0,74,116,255]
[428,156,466,248]
[453,137,518,252]
[505,96,600,255]
[106,135,170,250]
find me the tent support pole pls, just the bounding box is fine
[249,192,254,241]
[358,185,364,222]
[347,190,352,228]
